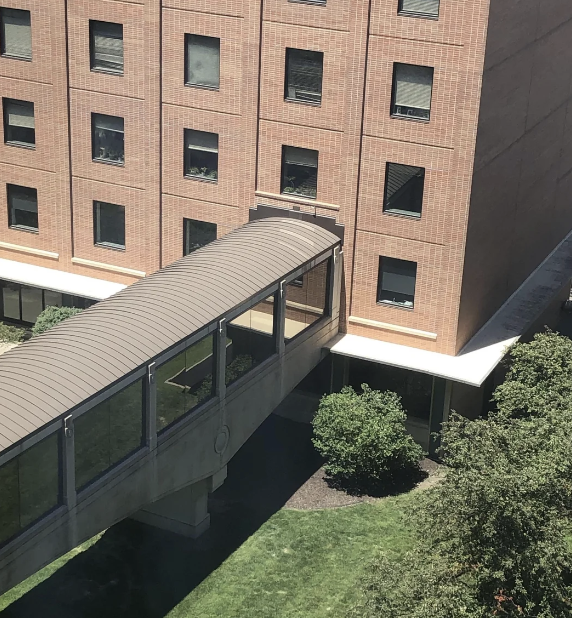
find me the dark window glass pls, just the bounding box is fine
[185,34,220,89]
[398,0,439,18]
[0,8,31,60]
[226,296,276,386]
[3,98,34,147]
[1,280,20,320]
[20,285,42,323]
[377,256,417,308]
[0,432,61,546]
[285,260,329,341]
[183,218,217,256]
[156,333,215,432]
[75,379,144,491]
[92,113,124,164]
[281,145,318,199]
[93,201,125,249]
[184,129,218,181]
[90,20,123,74]
[285,48,323,104]
[384,163,425,217]
[7,184,38,231]
[392,63,434,121]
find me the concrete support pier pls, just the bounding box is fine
[132,467,227,539]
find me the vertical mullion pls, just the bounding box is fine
[146,362,157,450]
[216,318,227,400]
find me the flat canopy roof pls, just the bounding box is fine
[330,229,572,387]
[0,218,340,453]
[0,257,125,300]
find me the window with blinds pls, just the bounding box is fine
[383,162,425,217]
[281,145,319,199]
[398,0,439,18]
[392,63,434,121]
[183,218,217,255]
[184,129,219,181]
[90,21,123,74]
[93,201,125,249]
[92,113,124,164]
[3,98,35,147]
[285,48,324,104]
[377,257,417,308]
[185,34,220,89]
[0,8,31,60]
[7,184,38,231]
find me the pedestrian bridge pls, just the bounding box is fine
[0,218,342,595]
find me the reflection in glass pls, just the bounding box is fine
[285,261,329,341]
[156,333,215,432]
[20,285,42,323]
[0,432,61,546]
[226,296,276,386]
[75,380,143,490]
[2,281,20,320]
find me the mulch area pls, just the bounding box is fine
[284,457,444,510]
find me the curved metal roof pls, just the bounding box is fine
[0,218,340,452]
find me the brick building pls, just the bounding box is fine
[1,0,572,444]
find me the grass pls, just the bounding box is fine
[0,494,417,618]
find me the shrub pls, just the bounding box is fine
[312,384,423,485]
[0,322,25,344]
[32,306,83,337]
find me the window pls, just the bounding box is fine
[93,201,125,249]
[0,8,31,60]
[285,48,323,104]
[392,63,434,121]
[7,184,37,231]
[384,163,425,218]
[3,98,34,147]
[285,260,329,341]
[183,218,217,255]
[281,146,318,199]
[74,380,144,491]
[156,333,215,432]
[226,296,276,386]
[377,257,417,308]
[184,129,218,181]
[90,20,123,74]
[185,34,220,89]
[0,433,61,546]
[398,0,439,18]
[92,113,124,165]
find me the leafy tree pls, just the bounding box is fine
[32,306,83,337]
[0,322,25,344]
[312,384,423,486]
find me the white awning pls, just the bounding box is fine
[0,258,126,300]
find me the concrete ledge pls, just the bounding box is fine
[71,257,145,278]
[0,241,59,260]
[349,316,438,340]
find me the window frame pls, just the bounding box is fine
[2,97,35,149]
[91,112,125,166]
[7,183,38,233]
[281,145,319,200]
[397,0,440,19]
[383,162,425,219]
[376,256,417,309]
[284,47,324,106]
[391,62,434,122]
[0,7,32,61]
[93,200,126,251]
[89,20,124,76]
[184,33,221,91]
[183,218,217,256]
[183,129,219,182]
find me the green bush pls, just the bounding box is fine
[312,384,423,484]
[32,306,83,337]
[0,322,25,344]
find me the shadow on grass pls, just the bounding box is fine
[1,414,323,618]
[324,464,428,499]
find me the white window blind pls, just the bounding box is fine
[186,34,220,88]
[394,64,433,111]
[400,0,439,17]
[284,146,318,167]
[1,8,31,59]
[381,259,416,296]
[186,129,218,152]
[6,100,34,129]
[91,21,123,73]
[94,114,124,133]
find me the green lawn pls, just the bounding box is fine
[0,494,417,618]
